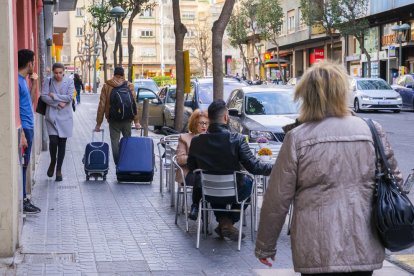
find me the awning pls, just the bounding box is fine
[265,58,290,64]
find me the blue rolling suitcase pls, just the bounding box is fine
[83,130,109,181]
[116,136,154,183]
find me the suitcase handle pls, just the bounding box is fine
[92,129,105,143]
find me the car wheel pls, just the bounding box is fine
[393,109,401,113]
[354,99,361,113]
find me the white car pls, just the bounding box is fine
[349,78,402,113]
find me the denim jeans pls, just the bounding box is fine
[75,88,81,103]
[22,128,34,199]
[208,175,253,224]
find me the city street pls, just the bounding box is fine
[6,94,414,275]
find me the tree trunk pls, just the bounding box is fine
[173,0,187,131]
[204,58,208,76]
[330,32,334,60]
[212,0,236,100]
[119,32,123,67]
[99,30,108,82]
[128,11,139,82]
[276,44,284,83]
[358,36,371,77]
[238,44,250,79]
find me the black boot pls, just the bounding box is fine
[188,204,199,221]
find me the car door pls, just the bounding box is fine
[137,88,163,126]
[395,76,409,108]
[227,90,244,133]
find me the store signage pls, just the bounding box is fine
[314,48,324,59]
[388,45,396,57]
[345,55,361,62]
[264,52,272,61]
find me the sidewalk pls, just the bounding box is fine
[2,94,412,275]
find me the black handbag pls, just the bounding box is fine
[36,78,51,116]
[366,119,414,252]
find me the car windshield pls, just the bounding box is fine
[137,91,157,102]
[198,82,245,104]
[357,80,392,90]
[166,88,176,103]
[245,92,299,115]
[134,81,158,92]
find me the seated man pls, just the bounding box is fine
[187,100,272,240]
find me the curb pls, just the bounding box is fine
[386,254,414,275]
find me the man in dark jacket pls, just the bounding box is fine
[188,100,272,240]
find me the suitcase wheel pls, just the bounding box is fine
[86,175,90,181]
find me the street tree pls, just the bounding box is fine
[240,0,266,80]
[334,0,371,76]
[227,12,250,79]
[172,0,187,131]
[110,0,130,67]
[125,1,153,82]
[88,1,113,82]
[212,0,236,100]
[256,0,283,81]
[188,18,212,77]
[300,0,341,60]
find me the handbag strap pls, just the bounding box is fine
[365,119,392,176]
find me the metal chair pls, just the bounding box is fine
[156,135,180,195]
[194,169,255,251]
[172,155,193,232]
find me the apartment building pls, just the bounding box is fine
[60,0,242,82]
[266,0,414,82]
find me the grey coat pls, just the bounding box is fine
[41,76,75,138]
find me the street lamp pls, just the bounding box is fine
[92,44,101,94]
[392,22,410,75]
[110,6,126,69]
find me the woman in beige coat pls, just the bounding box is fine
[255,61,403,276]
[175,109,209,220]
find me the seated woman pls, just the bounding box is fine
[175,109,209,220]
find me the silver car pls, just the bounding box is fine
[349,78,402,113]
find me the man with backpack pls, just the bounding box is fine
[95,67,141,164]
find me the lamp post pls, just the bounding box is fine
[392,22,410,76]
[92,44,101,93]
[110,6,126,67]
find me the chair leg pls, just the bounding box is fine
[196,201,202,249]
[160,159,163,194]
[238,203,244,251]
[250,204,255,241]
[175,187,181,225]
[243,210,247,226]
[184,187,189,232]
[203,205,208,239]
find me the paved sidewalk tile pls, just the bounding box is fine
[12,94,412,275]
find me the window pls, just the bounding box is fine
[182,11,195,20]
[186,30,196,38]
[75,8,83,17]
[122,28,128,37]
[287,10,295,32]
[141,47,156,57]
[140,8,153,17]
[123,47,128,57]
[76,27,83,37]
[140,29,154,37]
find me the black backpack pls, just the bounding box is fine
[109,81,137,121]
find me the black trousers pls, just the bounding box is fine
[49,135,67,171]
[302,272,373,276]
[185,172,202,205]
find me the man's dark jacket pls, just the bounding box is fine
[187,123,272,179]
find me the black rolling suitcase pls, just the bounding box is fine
[83,130,109,180]
[116,136,154,183]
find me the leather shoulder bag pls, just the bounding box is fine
[35,78,51,115]
[366,118,414,252]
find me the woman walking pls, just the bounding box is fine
[255,61,403,275]
[73,73,83,104]
[41,63,75,181]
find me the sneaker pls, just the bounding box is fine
[23,199,41,214]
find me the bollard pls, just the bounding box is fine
[142,99,149,137]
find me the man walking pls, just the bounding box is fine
[95,67,141,164]
[18,49,41,214]
[187,100,272,240]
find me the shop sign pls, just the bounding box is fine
[345,55,360,62]
[264,52,272,61]
[382,34,397,46]
[310,48,325,64]
[388,45,396,57]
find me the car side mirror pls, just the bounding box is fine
[406,84,413,89]
[228,108,241,117]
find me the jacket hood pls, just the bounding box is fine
[106,77,126,88]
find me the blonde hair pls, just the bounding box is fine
[188,109,208,134]
[294,61,350,122]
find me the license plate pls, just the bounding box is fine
[378,101,391,104]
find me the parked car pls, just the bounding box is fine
[226,86,299,143]
[134,79,159,93]
[349,78,402,113]
[185,78,247,111]
[136,86,192,130]
[391,74,414,110]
